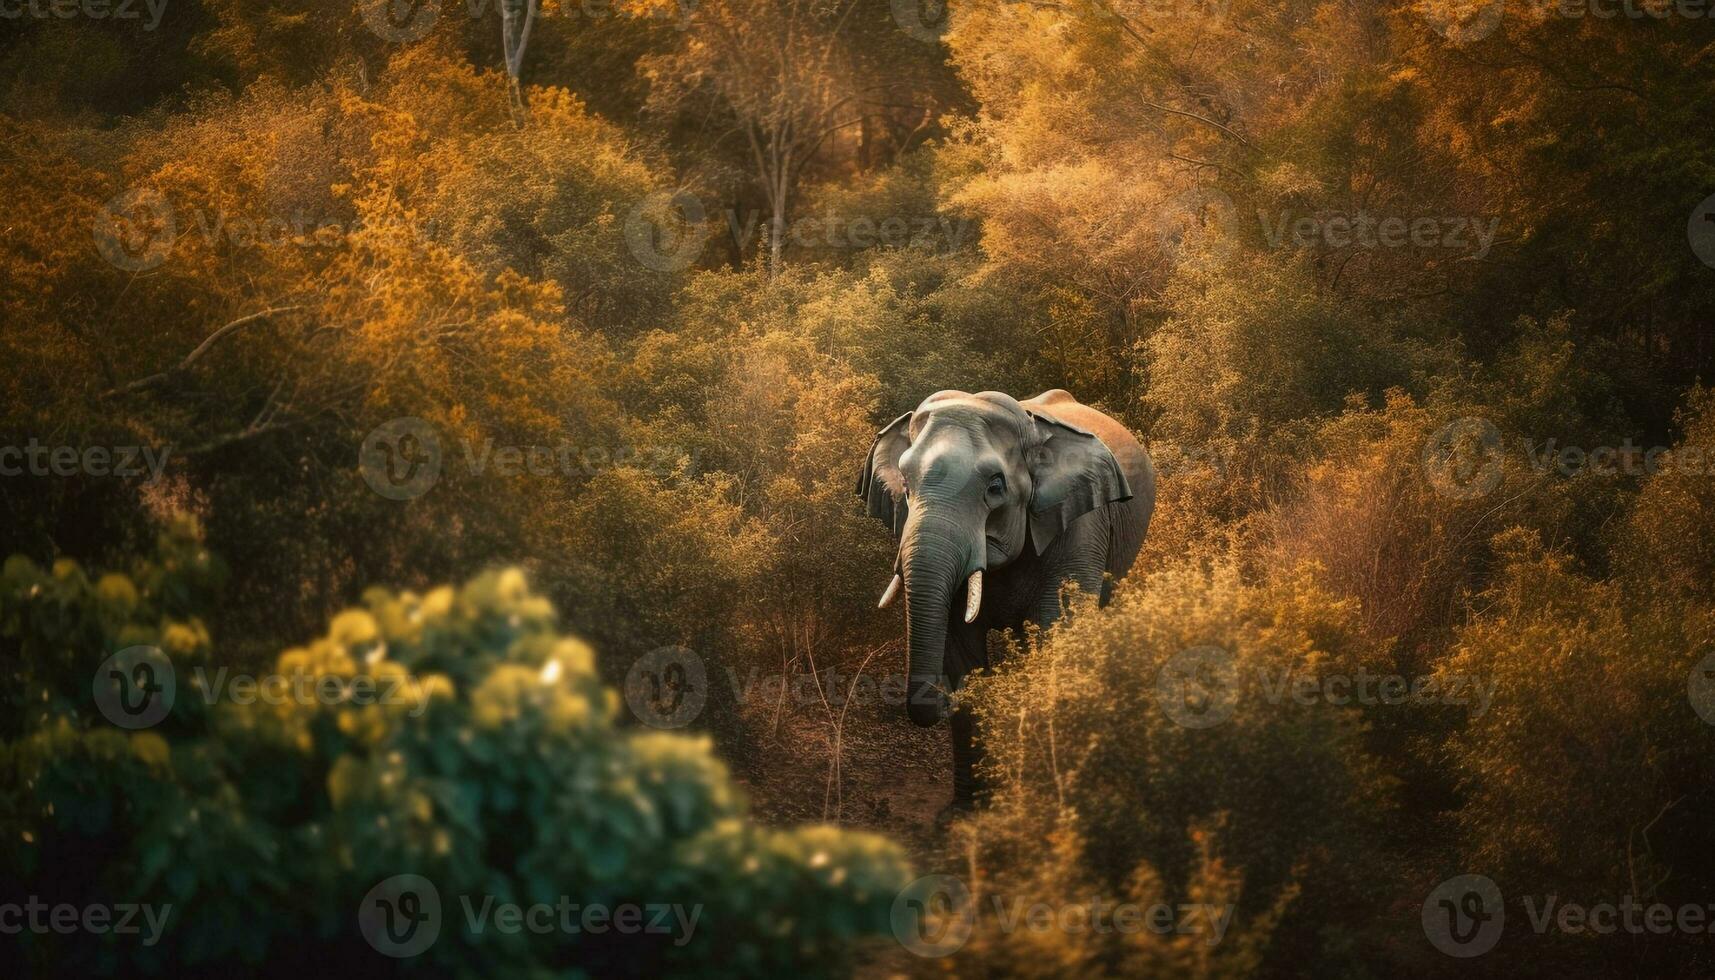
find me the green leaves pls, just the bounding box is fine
[3,542,911,977]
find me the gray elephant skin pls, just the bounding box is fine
[857,389,1155,816]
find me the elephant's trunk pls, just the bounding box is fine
[901,512,980,727]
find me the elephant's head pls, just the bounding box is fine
[857,390,1132,726]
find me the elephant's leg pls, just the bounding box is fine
[950,701,980,808]
[1030,509,1113,627]
[941,616,990,821]
[935,690,983,828]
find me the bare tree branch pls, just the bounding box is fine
[102,305,303,398]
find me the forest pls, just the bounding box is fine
[4,0,1715,976]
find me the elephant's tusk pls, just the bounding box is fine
[878,573,902,609]
[963,569,982,623]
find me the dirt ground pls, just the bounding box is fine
[733,699,957,977]
[734,698,951,858]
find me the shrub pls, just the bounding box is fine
[1614,386,1715,602]
[0,521,912,978]
[1268,391,1561,654]
[1433,528,1715,975]
[954,559,1400,976]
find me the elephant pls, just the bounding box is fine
[856,389,1155,822]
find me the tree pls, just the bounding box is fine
[638,0,930,276]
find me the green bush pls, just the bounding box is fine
[1,520,912,977]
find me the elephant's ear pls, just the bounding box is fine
[856,412,913,539]
[1025,411,1132,554]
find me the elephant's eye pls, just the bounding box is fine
[986,474,1006,498]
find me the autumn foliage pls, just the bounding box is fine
[6,0,1715,975]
